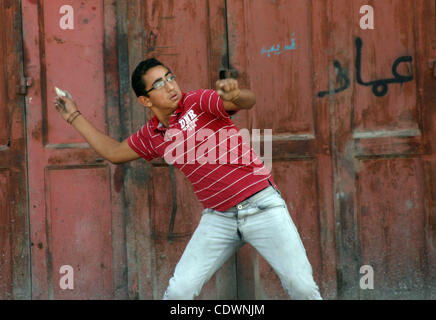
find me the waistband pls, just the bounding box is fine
[225,186,278,212]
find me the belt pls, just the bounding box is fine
[236,178,280,205]
[202,185,281,218]
[226,185,278,212]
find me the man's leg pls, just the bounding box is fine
[163,210,243,300]
[240,193,322,300]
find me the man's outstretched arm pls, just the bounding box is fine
[54,96,140,164]
[216,78,256,111]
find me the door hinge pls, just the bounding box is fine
[16,77,32,95]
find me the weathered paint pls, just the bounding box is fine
[0,0,30,299]
[326,0,435,299]
[1,0,434,299]
[227,0,336,299]
[22,0,127,299]
[120,0,238,300]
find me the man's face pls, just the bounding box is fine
[142,65,182,111]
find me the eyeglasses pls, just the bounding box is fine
[146,74,177,94]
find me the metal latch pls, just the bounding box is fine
[219,68,239,80]
[429,59,436,78]
[16,77,32,95]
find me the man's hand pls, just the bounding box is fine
[53,95,79,122]
[52,90,139,164]
[216,78,241,102]
[216,79,256,111]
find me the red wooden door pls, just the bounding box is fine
[120,0,332,300]
[22,0,127,299]
[325,0,435,299]
[226,0,336,299]
[227,0,436,300]
[121,0,435,300]
[0,0,31,300]
[120,0,239,300]
[15,0,434,300]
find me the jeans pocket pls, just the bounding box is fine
[256,194,286,211]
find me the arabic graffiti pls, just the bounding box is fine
[317,60,350,98]
[261,33,297,58]
[355,38,413,97]
[318,37,413,98]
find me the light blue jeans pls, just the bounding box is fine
[163,186,322,300]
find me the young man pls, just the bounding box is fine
[54,58,322,300]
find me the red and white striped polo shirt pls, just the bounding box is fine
[127,89,276,212]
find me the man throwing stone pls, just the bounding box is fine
[54,58,322,300]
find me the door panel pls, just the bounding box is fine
[234,1,315,135]
[22,0,126,299]
[42,1,107,146]
[357,158,427,299]
[0,0,30,299]
[326,0,435,299]
[352,2,418,135]
[47,167,114,299]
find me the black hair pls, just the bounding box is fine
[131,58,170,97]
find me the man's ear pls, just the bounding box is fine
[138,95,152,108]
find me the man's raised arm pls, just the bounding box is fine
[216,78,256,111]
[54,95,140,164]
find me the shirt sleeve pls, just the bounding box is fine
[198,89,238,119]
[127,124,159,161]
